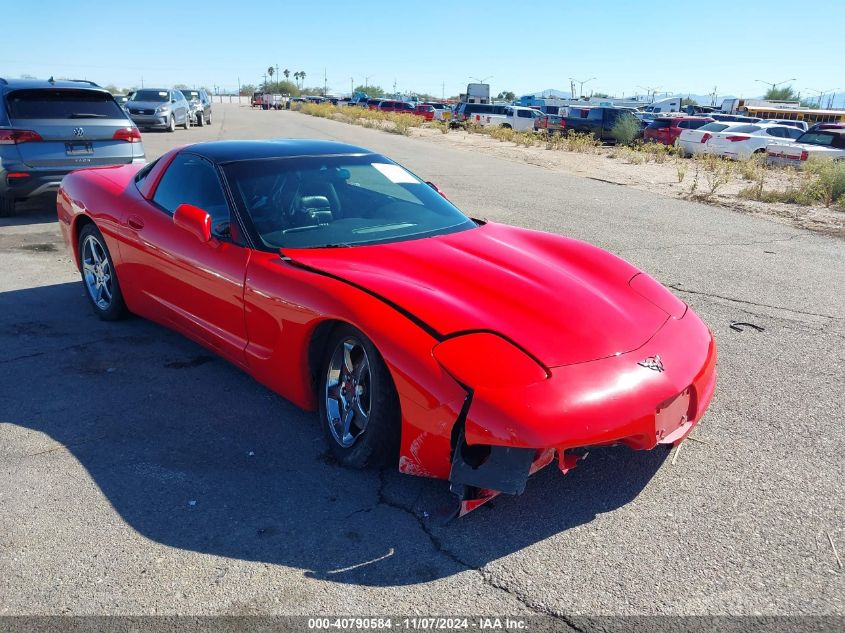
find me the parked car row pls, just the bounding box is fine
[347,98,442,120]
[674,121,804,159]
[123,87,212,130]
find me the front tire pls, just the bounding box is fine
[318,325,400,468]
[78,224,129,321]
[197,112,205,127]
[0,196,15,217]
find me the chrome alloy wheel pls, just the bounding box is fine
[81,235,113,310]
[325,337,371,448]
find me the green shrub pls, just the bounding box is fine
[699,154,734,199]
[562,130,601,153]
[610,113,641,146]
[803,157,845,207]
[640,141,671,164]
[489,125,517,143]
[738,153,766,181]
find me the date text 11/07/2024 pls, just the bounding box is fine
[306,617,527,630]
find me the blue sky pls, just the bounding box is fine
[4,0,844,105]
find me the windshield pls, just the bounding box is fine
[698,122,731,132]
[131,90,169,102]
[728,125,762,134]
[796,132,841,147]
[182,91,200,100]
[223,155,477,249]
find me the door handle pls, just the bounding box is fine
[127,216,145,230]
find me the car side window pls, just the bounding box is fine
[134,158,160,185]
[786,128,803,139]
[153,153,233,238]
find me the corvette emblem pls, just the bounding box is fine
[638,355,664,372]
[73,127,85,137]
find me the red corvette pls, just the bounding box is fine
[57,140,717,517]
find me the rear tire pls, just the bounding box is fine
[167,116,175,133]
[78,224,129,321]
[317,325,400,469]
[182,112,190,129]
[0,196,15,217]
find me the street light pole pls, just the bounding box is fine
[805,87,840,109]
[637,85,660,103]
[570,77,596,98]
[754,78,797,95]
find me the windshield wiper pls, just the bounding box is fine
[68,113,109,118]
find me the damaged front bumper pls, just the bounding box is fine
[444,309,717,517]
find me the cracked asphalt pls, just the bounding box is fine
[1,104,843,618]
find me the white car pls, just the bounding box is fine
[675,121,742,157]
[704,123,803,160]
[766,129,845,167]
[759,119,809,132]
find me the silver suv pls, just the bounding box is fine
[180,88,212,127]
[0,77,146,217]
[126,88,190,132]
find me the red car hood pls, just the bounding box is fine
[285,223,670,367]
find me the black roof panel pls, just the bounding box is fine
[183,139,377,163]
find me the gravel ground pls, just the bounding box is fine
[1,104,843,620]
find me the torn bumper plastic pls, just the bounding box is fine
[446,310,717,516]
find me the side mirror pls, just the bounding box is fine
[174,203,212,242]
[426,181,448,199]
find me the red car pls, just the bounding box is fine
[377,100,415,114]
[57,140,717,517]
[412,104,435,121]
[644,116,714,145]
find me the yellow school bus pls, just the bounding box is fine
[742,106,845,125]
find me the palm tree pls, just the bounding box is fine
[299,71,306,89]
[283,68,290,81]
